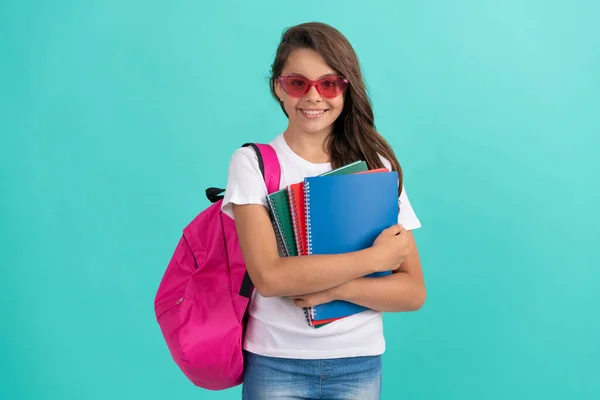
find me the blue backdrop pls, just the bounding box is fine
[2,1,599,399]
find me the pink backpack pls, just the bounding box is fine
[154,143,281,390]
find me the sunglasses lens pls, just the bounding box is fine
[280,76,310,97]
[279,76,348,98]
[317,76,348,98]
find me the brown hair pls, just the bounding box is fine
[269,22,403,196]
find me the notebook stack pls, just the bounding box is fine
[266,160,399,328]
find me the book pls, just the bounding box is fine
[356,167,388,174]
[287,161,372,257]
[308,168,390,327]
[303,171,399,321]
[320,160,368,177]
[287,183,308,256]
[288,160,370,327]
[267,161,370,258]
[289,165,392,327]
[266,188,297,257]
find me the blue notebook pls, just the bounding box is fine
[304,171,399,321]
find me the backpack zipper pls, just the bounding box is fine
[156,297,184,319]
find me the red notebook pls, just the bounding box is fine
[287,182,308,256]
[288,182,332,327]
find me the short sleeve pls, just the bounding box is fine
[398,186,421,231]
[221,147,268,219]
[378,154,422,231]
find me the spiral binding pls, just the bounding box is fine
[267,197,291,256]
[282,233,295,257]
[270,218,286,257]
[303,306,317,327]
[303,307,313,326]
[302,180,316,327]
[287,186,306,256]
[304,180,313,256]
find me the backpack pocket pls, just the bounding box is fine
[155,296,184,319]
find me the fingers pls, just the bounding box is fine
[385,223,404,236]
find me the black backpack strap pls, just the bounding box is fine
[205,187,225,203]
[242,143,266,179]
[239,271,254,299]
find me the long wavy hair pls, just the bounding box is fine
[269,22,403,196]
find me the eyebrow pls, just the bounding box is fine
[287,72,338,79]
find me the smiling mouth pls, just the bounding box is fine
[299,109,328,118]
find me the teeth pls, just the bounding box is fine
[302,110,325,115]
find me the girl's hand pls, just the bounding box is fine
[371,224,412,272]
[292,287,337,308]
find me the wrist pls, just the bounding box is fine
[329,283,342,302]
[332,279,356,302]
[364,246,386,274]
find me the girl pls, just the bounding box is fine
[221,22,426,400]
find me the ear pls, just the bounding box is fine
[274,79,283,102]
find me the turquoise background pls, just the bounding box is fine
[2,0,599,399]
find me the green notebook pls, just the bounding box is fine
[321,160,368,177]
[267,188,298,257]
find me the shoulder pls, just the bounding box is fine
[376,153,422,230]
[228,136,282,174]
[222,145,270,218]
[228,146,260,171]
[377,154,393,171]
[224,145,269,191]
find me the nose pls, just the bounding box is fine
[305,84,322,103]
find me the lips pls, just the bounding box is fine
[301,109,326,115]
[299,109,328,119]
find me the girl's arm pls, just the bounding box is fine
[293,231,426,312]
[232,203,410,298]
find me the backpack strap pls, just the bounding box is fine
[205,143,281,203]
[239,142,281,298]
[241,143,281,194]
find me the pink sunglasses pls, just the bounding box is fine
[277,75,349,99]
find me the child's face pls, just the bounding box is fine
[276,48,346,137]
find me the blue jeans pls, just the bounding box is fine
[242,351,382,400]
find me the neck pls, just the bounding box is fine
[283,126,331,164]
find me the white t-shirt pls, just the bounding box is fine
[221,133,421,359]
